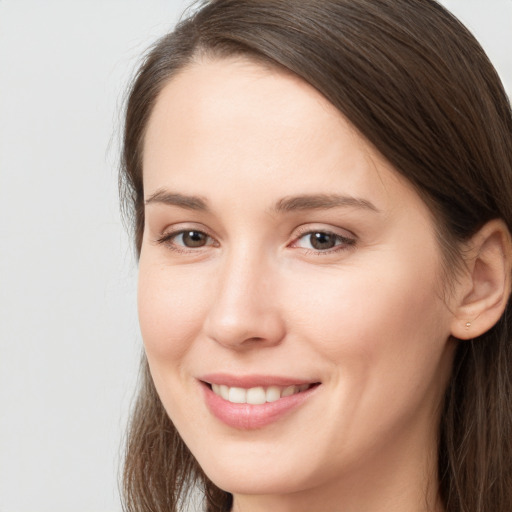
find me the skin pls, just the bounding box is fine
[138,57,466,512]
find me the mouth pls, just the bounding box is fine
[205,382,319,405]
[199,374,321,429]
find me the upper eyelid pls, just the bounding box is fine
[159,228,216,243]
[292,224,356,240]
[158,223,217,239]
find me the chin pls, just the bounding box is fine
[190,445,327,498]
[206,468,308,497]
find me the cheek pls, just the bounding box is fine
[137,258,213,362]
[285,253,450,387]
[277,256,453,470]
[137,257,222,436]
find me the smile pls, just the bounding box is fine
[200,377,321,429]
[210,383,314,405]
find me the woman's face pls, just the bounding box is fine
[139,58,457,506]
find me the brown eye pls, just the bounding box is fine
[293,230,355,253]
[309,232,337,250]
[179,230,209,247]
[156,228,217,252]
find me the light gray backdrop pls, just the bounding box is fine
[0,1,510,511]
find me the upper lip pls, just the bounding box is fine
[199,373,320,388]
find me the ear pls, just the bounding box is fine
[451,219,512,340]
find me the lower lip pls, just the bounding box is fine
[201,382,320,430]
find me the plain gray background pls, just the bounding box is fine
[0,1,510,511]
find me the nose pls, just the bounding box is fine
[203,249,286,350]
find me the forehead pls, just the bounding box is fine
[142,57,419,216]
[143,57,353,167]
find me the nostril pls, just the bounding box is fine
[203,291,287,350]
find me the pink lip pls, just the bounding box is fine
[199,374,320,430]
[200,373,316,388]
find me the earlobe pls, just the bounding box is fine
[450,219,512,340]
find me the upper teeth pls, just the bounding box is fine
[211,384,311,405]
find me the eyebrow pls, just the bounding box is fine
[144,189,379,214]
[145,190,209,211]
[273,194,379,213]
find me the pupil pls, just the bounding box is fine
[183,231,206,247]
[310,232,335,250]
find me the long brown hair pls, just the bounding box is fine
[119,1,512,511]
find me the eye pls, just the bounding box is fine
[292,230,355,252]
[175,230,210,248]
[156,229,216,251]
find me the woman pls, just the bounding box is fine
[119,1,512,511]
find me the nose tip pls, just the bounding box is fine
[205,310,286,349]
[203,260,286,350]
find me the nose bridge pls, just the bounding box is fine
[222,245,267,303]
[204,242,285,349]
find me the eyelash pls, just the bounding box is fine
[291,227,356,255]
[155,229,217,254]
[155,227,356,255]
